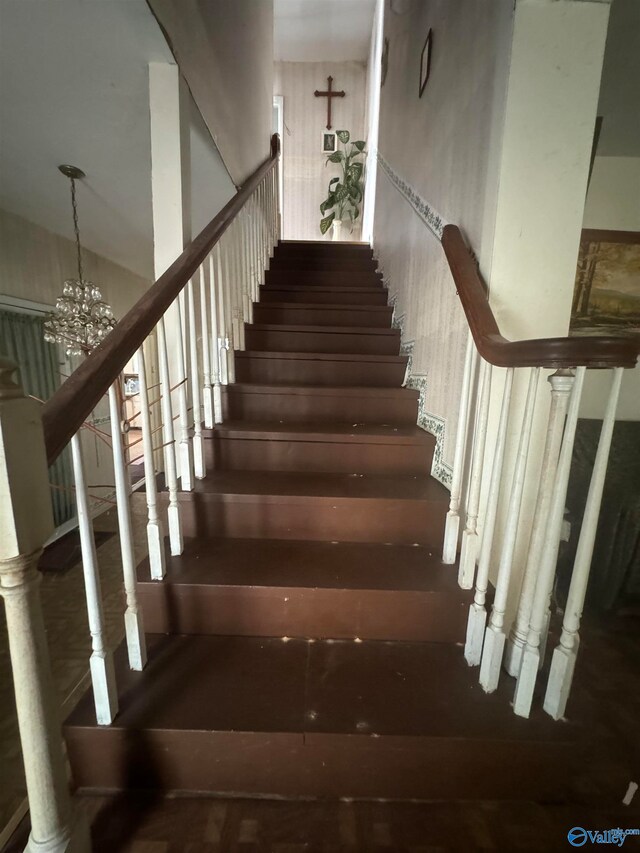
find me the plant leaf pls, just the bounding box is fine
[326,151,343,164]
[329,176,340,187]
[335,184,349,202]
[336,130,350,144]
[320,212,335,235]
[352,140,366,152]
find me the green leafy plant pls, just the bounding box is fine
[320,130,366,235]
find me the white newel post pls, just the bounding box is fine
[544,367,624,720]
[465,367,514,666]
[513,366,585,718]
[107,383,146,671]
[458,358,491,588]
[443,333,476,564]
[0,359,90,853]
[504,369,573,677]
[479,367,540,693]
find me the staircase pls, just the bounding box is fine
[63,241,608,802]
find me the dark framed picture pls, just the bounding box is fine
[322,131,337,153]
[571,229,640,336]
[419,29,432,98]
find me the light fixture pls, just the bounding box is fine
[44,165,117,357]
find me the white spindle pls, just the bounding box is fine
[458,358,491,588]
[209,250,224,422]
[479,367,540,693]
[252,193,261,294]
[188,276,206,479]
[173,294,194,492]
[157,316,183,556]
[199,263,214,430]
[242,210,253,325]
[221,236,236,383]
[107,383,146,671]
[513,367,585,718]
[70,432,119,724]
[137,346,166,579]
[504,369,573,677]
[443,333,476,563]
[544,367,623,720]
[465,367,513,666]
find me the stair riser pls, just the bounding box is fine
[276,244,373,260]
[265,270,382,287]
[222,389,418,424]
[244,327,400,355]
[234,355,407,387]
[138,584,467,642]
[65,729,582,801]
[270,258,378,272]
[177,494,445,547]
[207,436,433,475]
[253,305,393,328]
[260,288,388,305]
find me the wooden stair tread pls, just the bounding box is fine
[225,383,417,398]
[255,302,391,312]
[235,351,407,364]
[247,323,399,336]
[209,422,433,446]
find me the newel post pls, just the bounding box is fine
[0,359,89,852]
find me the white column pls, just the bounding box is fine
[107,383,146,671]
[504,369,573,677]
[465,367,513,666]
[137,346,166,579]
[157,317,183,556]
[70,432,119,724]
[479,367,540,693]
[544,367,623,720]
[187,277,206,479]
[513,367,585,718]
[0,359,90,853]
[443,334,476,563]
[459,358,491,588]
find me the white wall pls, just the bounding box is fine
[580,155,640,420]
[274,61,367,241]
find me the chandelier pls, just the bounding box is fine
[44,165,117,357]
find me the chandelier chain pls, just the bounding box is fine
[70,177,84,282]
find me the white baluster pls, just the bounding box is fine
[199,263,214,430]
[209,250,224,422]
[242,210,253,325]
[187,276,206,479]
[260,179,268,270]
[173,294,194,492]
[443,333,476,563]
[504,369,573,677]
[0,359,90,852]
[275,156,282,241]
[108,383,146,671]
[544,367,624,720]
[458,358,491,588]
[235,218,246,350]
[479,367,540,693]
[137,346,166,579]
[465,367,513,666]
[221,236,236,383]
[251,193,262,294]
[513,367,585,717]
[70,432,119,724]
[157,316,183,556]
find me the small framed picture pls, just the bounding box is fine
[322,131,337,153]
[419,29,432,98]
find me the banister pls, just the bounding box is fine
[441,224,639,371]
[42,134,280,466]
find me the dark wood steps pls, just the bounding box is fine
[234,351,408,387]
[136,538,466,641]
[259,285,388,305]
[205,422,434,474]
[244,324,400,355]
[222,384,418,424]
[265,270,383,287]
[269,256,379,272]
[64,634,614,801]
[253,303,393,327]
[175,470,448,546]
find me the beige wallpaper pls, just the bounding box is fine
[274,61,367,242]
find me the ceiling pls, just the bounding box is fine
[0,0,173,279]
[275,0,376,62]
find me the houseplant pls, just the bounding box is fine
[320,130,366,240]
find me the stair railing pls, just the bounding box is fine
[0,134,280,851]
[439,224,638,720]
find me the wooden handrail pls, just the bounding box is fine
[42,135,280,466]
[442,224,639,371]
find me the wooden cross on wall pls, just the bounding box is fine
[314,76,345,130]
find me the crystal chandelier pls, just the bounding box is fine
[44,165,117,357]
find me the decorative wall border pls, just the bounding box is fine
[376,151,448,241]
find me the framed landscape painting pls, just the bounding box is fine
[571,229,640,337]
